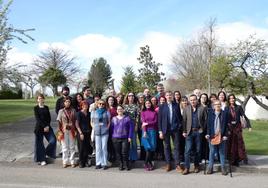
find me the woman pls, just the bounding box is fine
[218,91,227,111]
[141,100,157,171]
[150,96,158,111]
[205,100,228,175]
[110,105,134,170]
[57,96,77,168]
[116,93,125,105]
[227,94,248,166]
[137,93,146,160]
[209,93,218,109]
[106,96,118,163]
[199,93,209,107]
[34,94,56,166]
[76,100,92,168]
[72,93,84,112]
[123,92,139,163]
[174,90,182,105]
[180,96,188,115]
[91,99,111,170]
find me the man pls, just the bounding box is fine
[155,83,165,100]
[193,89,201,101]
[143,88,151,100]
[82,86,94,106]
[55,86,72,115]
[158,91,183,172]
[182,94,207,175]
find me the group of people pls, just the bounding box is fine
[33,84,250,176]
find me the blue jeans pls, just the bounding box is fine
[129,132,138,161]
[95,134,109,166]
[184,131,201,169]
[164,130,181,165]
[208,141,226,169]
[34,128,56,162]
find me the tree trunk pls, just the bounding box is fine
[52,85,58,97]
[251,95,268,111]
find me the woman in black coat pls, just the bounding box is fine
[34,94,56,165]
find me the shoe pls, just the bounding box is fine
[222,168,228,176]
[95,165,102,169]
[243,159,248,165]
[182,168,190,175]
[232,161,240,167]
[126,161,131,171]
[79,163,85,168]
[164,164,171,172]
[71,164,76,168]
[194,165,200,173]
[176,165,184,173]
[148,163,154,171]
[62,164,68,168]
[206,168,213,174]
[144,164,149,171]
[103,166,108,170]
[40,161,47,166]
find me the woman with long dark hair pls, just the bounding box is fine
[226,94,248,166]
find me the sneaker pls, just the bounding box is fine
[103,166,109,170]
[206,168,213,174]
[71,164,76,168]
[182,168,190,175]
[222,168,228,176]
[148,163,154,171]
[194,165,200,173]
[176,165,184,173]
[40,161,47,166]
[62,164,68,168]
[95,165,102,169]
[144,164,149,171]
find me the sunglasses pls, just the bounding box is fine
[99,103,105,105]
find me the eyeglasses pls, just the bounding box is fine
[99,103,105,106]
[214,103,221,106]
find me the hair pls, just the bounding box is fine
[143,99,154,111]
[227,93,237,106]
[63,96,72,103]
[115,92,125,105]
[73,93,84,109]
[174,90,182,103]
[199,93,209,106]
[218,91,227,102]
[117,104,125,109]
[157,83,164,87]
[150,96,158,105]
[82,86,90,93]
[106,95,118,108]
[209,93,217,100]
[94,93,101,99]
[80,100,89,109]
[36,93,45,100]
[159,96,166,102]
[123,92,137,105]
[165,90,173,95]
[189,94,197,99]
[62,86,70,92]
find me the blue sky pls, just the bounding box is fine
[6,0,268,92]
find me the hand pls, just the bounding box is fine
[143,131,147,138]
[159,133,164,140]
[205,135,210,139]
[183,133,187,138]
[142,122,148,128]
[128,138,131,143]
[44,126,49,132]
[222,136,228,141]
[80,133,84,140]
[249,128,252,132]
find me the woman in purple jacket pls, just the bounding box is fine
[110,105,134,170]
[141,100,158,171]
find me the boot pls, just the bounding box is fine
[125,160,131,171]
[119,161,124,171]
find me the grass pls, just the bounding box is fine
[243,120,268,155]
[0,98,57,125]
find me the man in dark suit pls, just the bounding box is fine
[158,91,183,172]
[182,94,207,175]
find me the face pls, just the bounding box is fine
[194,89,201,98]
[94,97,100,103]
[144,89,150,96]
[128,93,134,103]
[160,97,166,104]
[151,97,157,106]
[64,100,71,108]
[62,90,69,96]
[116,95,122,102]
[189,96,197,107]
[84,89,91,97]
[219,93,225,102]
[214,101,221,111]
[82,103,89,111]
[110,90,116,96]
[229,95,235,104]
[165,92,173,102]
[77,94,83,102]
[200,95,207,104]
[157,86,164,93]
[108,97,114,106]
[138,96,144,103]
[145,101,151,109]
[117,106,124,115]
[37,96,44,104]
[174,92,181,101]
[210,96,217,104]
[98,101,105,108]
[181,99,188,107]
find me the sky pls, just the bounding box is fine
[6,0,268,92]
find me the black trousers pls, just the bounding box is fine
[108,133,116,162]
[113,138,129,164]
[137,128,146,160]
[78,132,92,165]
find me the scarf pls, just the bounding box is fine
[96,108,106,118]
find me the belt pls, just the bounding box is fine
[191,128,199,131]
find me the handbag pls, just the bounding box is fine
[211,132,221,145]
[56,130,64,142]
[240,115,247,128]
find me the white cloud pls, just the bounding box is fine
[7,48,34,66]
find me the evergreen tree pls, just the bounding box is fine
[120,66,139,94]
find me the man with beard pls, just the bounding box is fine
[55,86,72,115]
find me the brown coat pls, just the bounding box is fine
[182,105,207,135]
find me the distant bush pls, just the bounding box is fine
[0,89,23,99]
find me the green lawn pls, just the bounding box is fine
[0,98,57,125]
[243,120,268,155]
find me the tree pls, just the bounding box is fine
[19,66,38,98]
[39,67,67,96]
[120,66,139,94]
[137,45,165,92]
[0,0,34,88]
[33,47,80,95]
[87,57,112,95]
